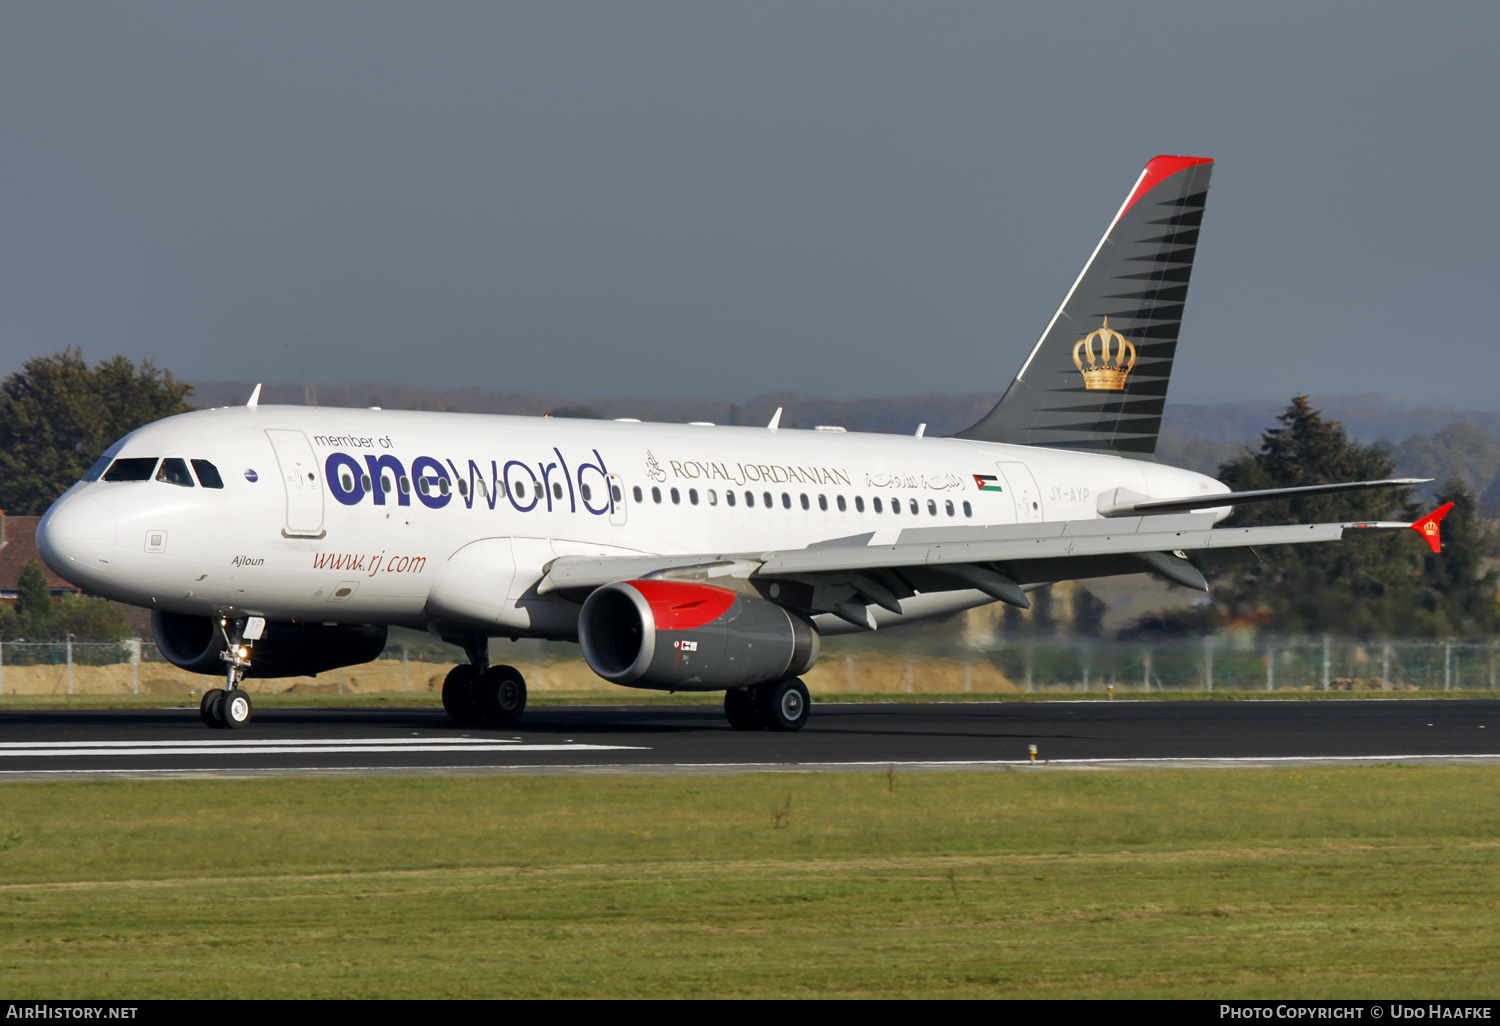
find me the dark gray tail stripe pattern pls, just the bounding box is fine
[954,162,1213,455]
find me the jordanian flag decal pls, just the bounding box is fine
[974,474,1004,492]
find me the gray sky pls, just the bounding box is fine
[3,2,1497,406]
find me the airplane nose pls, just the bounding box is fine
[37,495,117,582]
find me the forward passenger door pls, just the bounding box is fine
[266,429,325,537]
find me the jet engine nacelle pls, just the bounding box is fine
[578,580,819,690]
[151,611,388,679]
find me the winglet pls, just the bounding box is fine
[1410,502,1455,554]
[767,407,782,432]
[247,383,262,409]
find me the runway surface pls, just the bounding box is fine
[1,698,1498,778]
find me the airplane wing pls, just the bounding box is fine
[537,507,1442,631]
[1096,478,1429,518]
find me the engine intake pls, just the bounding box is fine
[578,580,819,690]
[152,611,388,678]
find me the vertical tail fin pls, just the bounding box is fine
[953,155,1214,455]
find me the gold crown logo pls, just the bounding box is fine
[1072,318,1136,391]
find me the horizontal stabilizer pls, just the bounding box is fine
[1098,478,1429,518]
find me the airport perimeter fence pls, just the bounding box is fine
[975,636,1500,694]
[0,634,1497,696]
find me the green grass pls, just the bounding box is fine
[1,767,1498,997]
[2,689,1495,711]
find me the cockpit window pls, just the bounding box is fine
[156,458,195,488]
[102,458,159,482]
[84,439,129,481]
[191,459,225,489]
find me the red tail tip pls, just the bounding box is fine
[1121,155,1215,215]
[1410,502,1455,554]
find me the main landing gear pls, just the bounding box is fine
[724,677,810,732]
[201,615,265,730]
[442,637,528,726]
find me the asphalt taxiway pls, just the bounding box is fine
[0,698,1497,779]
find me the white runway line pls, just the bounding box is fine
[768,753,1500,767]
[0,737,523,749]
[0,737,647,758]
[4,754,1499,782]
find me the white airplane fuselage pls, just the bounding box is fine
[37,405,1228,643]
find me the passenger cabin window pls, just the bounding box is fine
[945,500,955,517]
[855,496,864,512]
[836,495,847,512]
[651,486,662,504]
[708,489,718,505]
[689,488,699,505]
[818,495,828,511]
[670,487,681,504]
[762,491,772,508]
[633,486,643,503]
[190,459,224,489]
[727,490,737,507]
[908,498,918,515]
[156,458,194,487]
[963,500,972,518]
[927,499,937,516]
[744,491,754,508]
[103,458,159,482]
[873,497,883,513]
[800,494,809,510]
[781,492,790,509]
[613,484,624,503]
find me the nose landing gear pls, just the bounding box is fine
[201,616,264,729]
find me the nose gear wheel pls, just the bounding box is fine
[222,689,253,729]
[200,688,227,729]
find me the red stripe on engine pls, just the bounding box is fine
[1120,154,1214,216]
[627,580,738,630]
